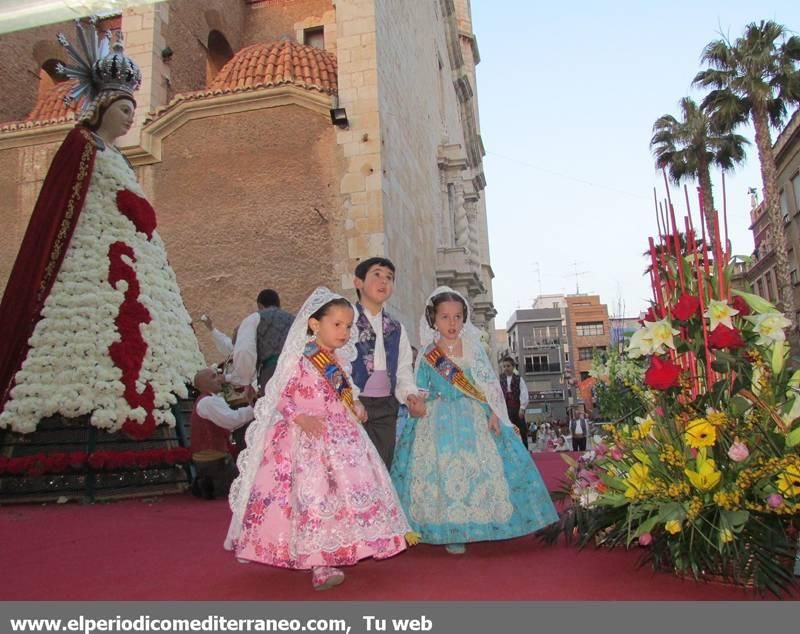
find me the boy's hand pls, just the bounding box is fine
[488,413,500,436]
[353,400,368,423]
[295,414,325,437]
[406,394,426,417]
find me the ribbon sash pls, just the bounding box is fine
[304,342,357,415]
[424,346,487,403]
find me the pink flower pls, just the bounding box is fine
[727,441,749,462]
[767,493,783,508]
[610,446,624,460]
[655,406,664,417]
[595,443,608,457]
[639,532,652,546]
[689,447,698,458]
[577,468,599,485]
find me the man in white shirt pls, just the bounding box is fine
[199,314,234,357]
[190,367,254,499]
[499,356,530,447]
[569,415,590,452]
[228,289,293,394]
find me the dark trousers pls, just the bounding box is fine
[192,457,237,500]
[572,436,587,452]
[508,411,528,448]
[361,395,400,470]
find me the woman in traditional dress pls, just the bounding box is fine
[226,287,413,591]
[0,19,202,439]
[391,286,558,554]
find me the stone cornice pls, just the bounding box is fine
[127,86,333,166]
[0,122,72,151]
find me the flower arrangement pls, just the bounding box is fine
[0,447,192,477]
[0,144,203,437]
[589,349,647,424]
[546,190,800,595]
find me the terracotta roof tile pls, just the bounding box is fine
[142,41,337,125]
[27,81,78,122]
[0,81,77,132]
[209,41,337,94]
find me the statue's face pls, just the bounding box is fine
[98,98,135,141]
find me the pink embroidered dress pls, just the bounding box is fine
[228,289,410,570]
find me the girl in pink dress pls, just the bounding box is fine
[225,287,411,590]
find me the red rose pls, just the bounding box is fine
[644,355,682,390]
[708,324,745,350]
[731,295,750,316]
[671,293,700,321]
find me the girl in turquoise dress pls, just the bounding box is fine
[391,287,557,554]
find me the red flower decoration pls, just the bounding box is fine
[644,355,681,390]
[708,324,745,350]
[731,295,750,316]
[107,241,156,440]
[640,305,664,325]
[116,189,157,240]
[671,293,700,321]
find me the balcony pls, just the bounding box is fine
[522,338,562,349]
[524,363,562,374]
[529,390,565,401]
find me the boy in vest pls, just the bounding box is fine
[499,356,529,447]
[352,257,425,469]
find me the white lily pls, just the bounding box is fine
[704,300,739,331]
[746,312,792,346]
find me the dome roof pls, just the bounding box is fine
[26,81,77,122]
[209,40,337,94]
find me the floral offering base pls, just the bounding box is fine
[0,405,193,504]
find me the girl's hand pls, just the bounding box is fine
[353,400,368,423]
[295,414,325,437]
[488,413,500,436]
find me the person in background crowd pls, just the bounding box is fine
[190,367,254,500]
[499,356,529,447]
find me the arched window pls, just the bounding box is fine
[207,30,234,85]
[37,59,66,101]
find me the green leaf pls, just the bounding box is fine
[732,288,776,314]
[633,515,660,539]
[787,425,800,448]
[561,454,578,468]
[601,474,627,492]
[729,395,752,416]
[711,359,731,373]
[657,501,686,522]
[719,509,749,529]
[771,340,787,375]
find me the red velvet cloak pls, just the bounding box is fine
[0,126,97,412]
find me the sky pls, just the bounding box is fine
[471,0,799,329]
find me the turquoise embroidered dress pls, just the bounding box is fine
[391,350,557,545]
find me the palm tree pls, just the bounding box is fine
[650,97,748,252]
[694,20,800,321]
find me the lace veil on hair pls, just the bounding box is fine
[225,286,358,550]
[417,286,512,429]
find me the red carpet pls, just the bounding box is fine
[0,452,796,600]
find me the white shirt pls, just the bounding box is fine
[227,312,260,387]
[362,306,417,403]
[196,393,254,431]
[211,328,234,357]
[503,374,529,409]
